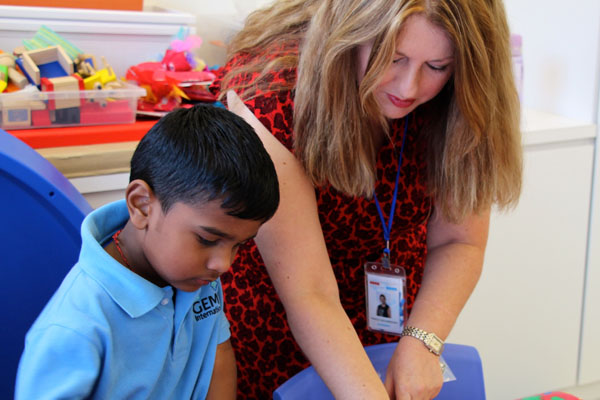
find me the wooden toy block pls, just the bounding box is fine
[80,99,132,124]
[0,53,28,89]
[2,104,31,128]
[0,98,46,128]
[21,45,74,85]
[41,75,84,110]
[51,107,80,125]
[32,109,51,126]
[75,53,97,78]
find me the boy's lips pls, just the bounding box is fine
[193,278,214,286]
[387,94,415,108]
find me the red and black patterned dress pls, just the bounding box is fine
[210,49,432,399]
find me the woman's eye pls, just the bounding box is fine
[427,63,448,72]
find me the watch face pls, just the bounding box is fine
[428,336,444,354]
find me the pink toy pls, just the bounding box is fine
[520,391,582,400]
[170,35,203,52]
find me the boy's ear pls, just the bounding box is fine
[125,179,156,229]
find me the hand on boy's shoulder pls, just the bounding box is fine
[225,90,298,172]
[226,90,271,138]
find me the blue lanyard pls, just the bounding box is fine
[374,116,409,260]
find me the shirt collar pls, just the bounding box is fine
[78,200,168,318]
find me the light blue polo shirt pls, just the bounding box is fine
[15,200,230,400]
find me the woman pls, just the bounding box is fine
[211,0,522,398]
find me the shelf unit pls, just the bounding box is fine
[449,109,598,399]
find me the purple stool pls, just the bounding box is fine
[273,342,485,400]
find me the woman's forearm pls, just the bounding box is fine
[384,211,489,399]
[408,209,490,338]
[284,292,389,399]
[406,240,485,339]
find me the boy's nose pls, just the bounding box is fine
[206,250,233,274]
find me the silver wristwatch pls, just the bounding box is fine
[400,326,444,356]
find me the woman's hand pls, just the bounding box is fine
[384,338,444,399]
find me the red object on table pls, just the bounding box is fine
[6,120,158,149]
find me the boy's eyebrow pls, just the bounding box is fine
[200,226,257,242]
[200,226,234,240]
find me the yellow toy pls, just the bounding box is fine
[82,56,116,90]
[0,65,6,92]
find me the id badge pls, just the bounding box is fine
[364,260,407,336]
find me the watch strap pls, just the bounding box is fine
[400,326,444,356]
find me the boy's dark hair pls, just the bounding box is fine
[130,104,279,221]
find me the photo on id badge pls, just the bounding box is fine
[365,262,406,335]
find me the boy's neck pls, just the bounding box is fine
[104,222,169,288]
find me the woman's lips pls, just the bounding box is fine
[387,94,415,108]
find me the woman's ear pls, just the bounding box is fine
[125,179,156,229]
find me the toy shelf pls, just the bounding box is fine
[6,119,158,181]
[7,119,157,148]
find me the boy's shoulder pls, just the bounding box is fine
[28,263,113,335]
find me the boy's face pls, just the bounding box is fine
[141,199,262,292]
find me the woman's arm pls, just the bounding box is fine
[206,339,237,400]
[384,208,490,400]
[227,91,389,399]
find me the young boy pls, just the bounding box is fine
[15,104,280,399]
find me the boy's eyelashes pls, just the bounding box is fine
[196,235,251,248]
[197,235,219,246]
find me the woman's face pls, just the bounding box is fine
[357,14,455,120]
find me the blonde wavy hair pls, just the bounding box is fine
[220,0,522,223]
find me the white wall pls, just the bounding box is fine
[504,0,600,123]
[150,0,600,123]
[146,0,271,67]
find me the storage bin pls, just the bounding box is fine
[0,0,143,11]
[0,5,196,78]
[0,82,145,129]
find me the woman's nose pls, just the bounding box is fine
[398,67,419,98]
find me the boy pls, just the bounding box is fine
[15,104,280,399]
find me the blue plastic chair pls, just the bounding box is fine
[273,342,486,399]
[0,129,93,399]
